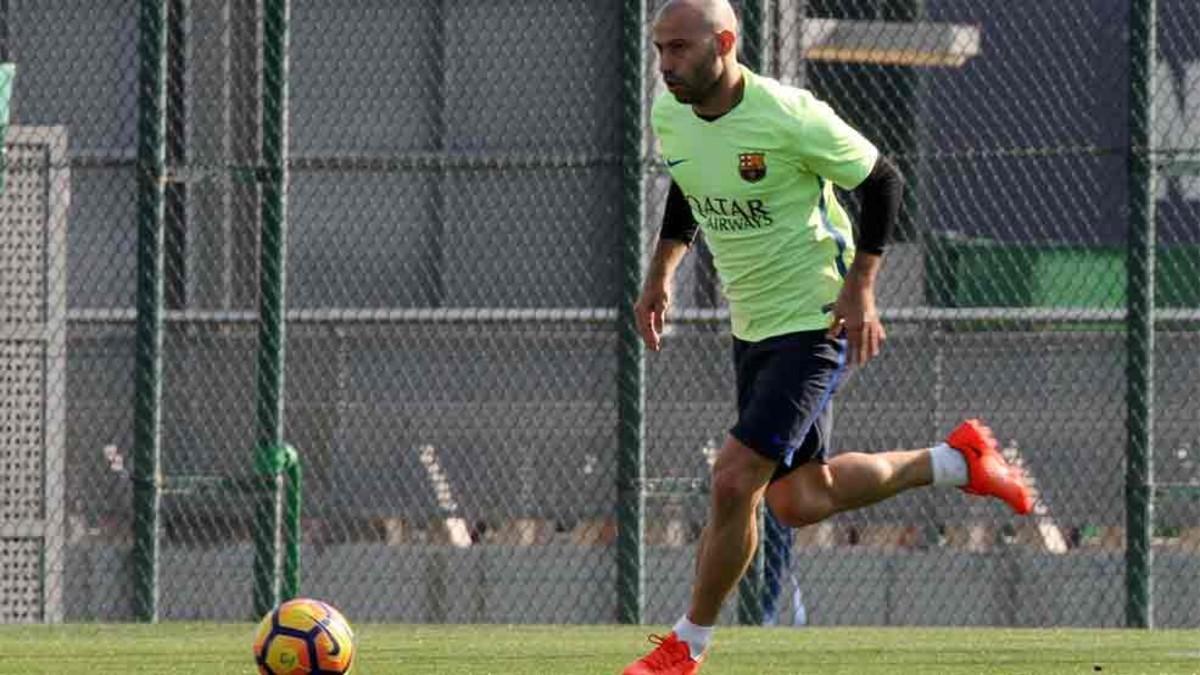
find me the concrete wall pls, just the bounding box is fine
[65,542,1200,628]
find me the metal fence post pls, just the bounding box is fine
[735,0,767,628]
[1125,0,1155,630]
[617,0,647,625]
[253,0,291,619]
[133,0,167,624]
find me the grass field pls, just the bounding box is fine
[1,623,1198,674]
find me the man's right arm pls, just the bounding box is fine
[635,180,697,351]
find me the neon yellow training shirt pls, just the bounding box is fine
[652,65,879,342]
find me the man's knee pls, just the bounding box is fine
[766,498,831,528]
[766,467,837,527]
[710,463,764,510]
[708,437,776,513]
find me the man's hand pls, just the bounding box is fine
[826,258,886,366]
[635,237,690,352]
[635,285,671,351]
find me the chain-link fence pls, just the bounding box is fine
[2,0,1197,629]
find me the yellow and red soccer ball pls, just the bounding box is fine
[253,598,356,674]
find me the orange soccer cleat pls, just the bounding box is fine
[623,633,703,675]
[946,419,1034,515]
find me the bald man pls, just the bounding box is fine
[623,2,1033,673]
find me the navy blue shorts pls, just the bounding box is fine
[729,329,848,481]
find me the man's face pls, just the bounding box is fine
[652,10,722,105]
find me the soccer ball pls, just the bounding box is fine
[253,597,356,674]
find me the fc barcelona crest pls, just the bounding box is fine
[739,152,767,182]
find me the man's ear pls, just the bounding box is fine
[715,30,736,56]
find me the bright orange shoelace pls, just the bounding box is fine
[641,634,688,667]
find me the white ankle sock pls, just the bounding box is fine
[930,442,969,487]
[672,615,712,660]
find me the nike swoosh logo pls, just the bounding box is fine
[666,158,688,168]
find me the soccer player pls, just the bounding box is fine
[622,2,1033,673]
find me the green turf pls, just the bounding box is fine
[1,623,1198,674]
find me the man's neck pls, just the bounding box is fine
[692,63,744,119]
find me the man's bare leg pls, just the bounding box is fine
[765,449,936,526]
[687,436,776,626]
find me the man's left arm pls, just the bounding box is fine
[828,155,905,366]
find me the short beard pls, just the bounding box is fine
[671,46,723,106]
[687,65,724,107]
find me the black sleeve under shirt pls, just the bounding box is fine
[659,180,699,245]
[853,155,905,255]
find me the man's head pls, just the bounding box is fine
[652,0,740,106]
